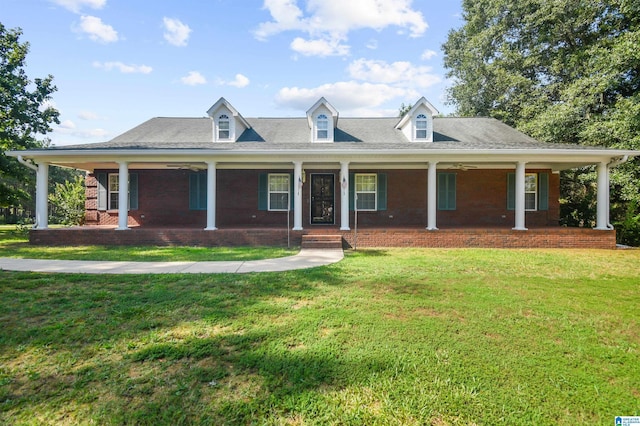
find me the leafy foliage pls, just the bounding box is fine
[48,174,86,225]
[443,0,640,244]
[0,23,59,208]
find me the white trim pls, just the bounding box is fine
[267,173,290,212]
[354,173,377,211]
[524,173,538,211]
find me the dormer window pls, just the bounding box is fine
[415,114,428,139]
[218,114,230,140]
[316,114,329,140]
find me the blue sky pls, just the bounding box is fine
[4,0,463,146]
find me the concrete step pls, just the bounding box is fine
[301,234,343,249]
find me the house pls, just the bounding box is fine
[7,97,639,248]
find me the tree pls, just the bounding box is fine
[443,0,640,244]
[0,23,59,210]
[49,174,86,226]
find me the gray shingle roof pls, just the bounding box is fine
[53,116,602,151]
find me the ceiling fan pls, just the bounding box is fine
[165,163,206,172]
[447,163,478,171]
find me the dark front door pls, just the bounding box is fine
[310,174,335,224]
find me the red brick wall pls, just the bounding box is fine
[86,168,561,228]
[29,227,617,249]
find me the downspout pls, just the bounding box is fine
[606,155,629,229]
[17,155,38,171]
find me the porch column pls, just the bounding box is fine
[205,161,217,230]
[116,161,129,230]
[595,161,610,230]
[293,161,303,230]
[513,161,527,231]
[35,162,49,229]
[340,161,350,230]
[427,161,438,230]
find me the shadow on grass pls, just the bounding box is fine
[0,265,383,424]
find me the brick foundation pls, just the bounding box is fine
[29,227,617,249]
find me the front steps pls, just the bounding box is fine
[301,234,343,249]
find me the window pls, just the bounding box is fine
[415,114,428,139]
[438,173,456,210]
[507,172,549,211]
[524,173,537,211]
[97,173,138,211]
[355,174,377,211]
[268,174,290,211]
[189,173,207,210]
[218,114,230,139]
[108,174,119,210]
[316,114,329,140]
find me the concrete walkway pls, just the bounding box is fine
[0,249,344,274]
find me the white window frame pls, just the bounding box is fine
[217,114,231,140]
[525,173,538,211]
[268,173,290,211]
[415,114,428,140]
[355,173,377,211]
[108,173,120,210]
[316,114,329,141]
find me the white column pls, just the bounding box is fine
[595,162,609,230]
[205,161,217,230]
[427,161,438,230]
[513,161,527,230]
[35,162,49,229]
[293,161,303,230]
[340,161,350,230]
[116,161,129,230]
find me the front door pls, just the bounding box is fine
[310,174,335,224]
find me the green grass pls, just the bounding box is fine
[0,226,296,261]
[0,232,639,424]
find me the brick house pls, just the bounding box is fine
[7,97,639,248]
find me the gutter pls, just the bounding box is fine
[17,155,38,171]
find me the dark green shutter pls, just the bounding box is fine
[289,173,295,210]
[97,173,107,210]
[377,173,387,211]
[438,173,456,210]
[199,173,207,210]
[507,173,515,210]
[258,173,268,210]
[129,173,138,210]
[189,174,198,210]
[349,173,355,211]
[538,173,549,211]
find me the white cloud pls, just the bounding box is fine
[255,0,428,56]
[181,71,207,86]
[290,36,349,57]
[76,15,119,43]
[348,58,441,88]
[366,39,378,50]
[276,81,417,114]
[163,17,191,47]
[421,49,437,60]
[228,74,250,88]
[93,61,153,74]
[78,111,99,120]
[59,119,77,130]
[50,0,105,13]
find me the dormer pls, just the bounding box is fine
[207,97,250,142]
[395,97,439,142]
[306,97,339,143]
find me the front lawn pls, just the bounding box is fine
[0,241,638,424]
[0,226,296,261]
